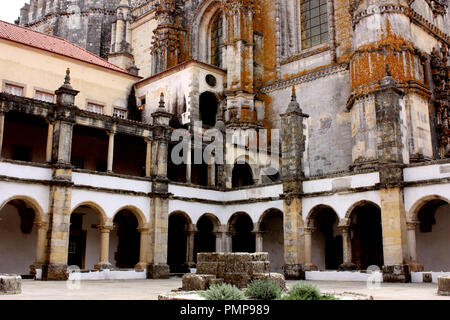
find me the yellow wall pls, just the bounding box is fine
[0,39,138,116]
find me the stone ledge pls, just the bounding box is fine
[0,274,22,295]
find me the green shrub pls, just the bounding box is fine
[282,282,335,300]
[200,283,246,300]
[245,279,282,300]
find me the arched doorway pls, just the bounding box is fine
[168,212,191,273]
[199,92,218,127]
[230,213,255,253]
[232,162,254,188]
[112,210,140,268]
[415,198,450,271]
[307,206,342,270]
[260,209,284,272]
[194,214,217,262]
[0,198,39,275]
[68,204,104,270]
[348,202,384,270]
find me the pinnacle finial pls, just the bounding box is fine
[385,63,392,77]
[291,86,297,101]
[159,92,165,109]
[64,68,71,85]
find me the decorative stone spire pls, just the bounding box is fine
[380,63,396,88]
[152,92,172,126]
[158,92,166,109]
[286,86,303,113]
[55,68,79,106]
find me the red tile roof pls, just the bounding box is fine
[0,20,139,77]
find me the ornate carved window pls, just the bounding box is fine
[210,13,223,68]
[301,0,329,49]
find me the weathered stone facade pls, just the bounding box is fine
[2,0,448,284]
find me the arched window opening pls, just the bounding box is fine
[199,92,218,127]
[231,214,255,253]
[232,163,254,188]
[194,215,216,262]
[210,13,223,68]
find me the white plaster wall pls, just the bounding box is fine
[71,189,150,225]
[306,270,383,282]
[68,269,147,281]
[302,191,381,221]
[0,181,49,218]
[416,204,450,272]
[0,162,52,181]
[0,204,37,275]
[280,50,332,79]
[72,172,152,193]
[404,184,450,216]
[403,163,450,182]
[303,172,379,194]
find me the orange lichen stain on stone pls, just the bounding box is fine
[261,93,274,132]
[256,0,277,84]
[335,0,353,62]
[350,16,421,92]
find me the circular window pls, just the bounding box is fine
[205,74,217,87]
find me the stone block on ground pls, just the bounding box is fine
[224,272,251,288]
[196,262,218,275]
[252,273,286,290]
[438,276,450,296]
[182,274,216,291]
[0,274,22,294]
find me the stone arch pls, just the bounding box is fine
[305,204,338,228]
[258,208,284,272]
[196,213,221,231]
[232,160,255,188]
[0,195,46,223]
[344,200,382,223]
[112,205,147,229]
[345,200,384,270]
[168,211,192,273]
[305,205,342,270]
[408,195,450,222]
[191,0,222,62]
[228,212,255,253]
[71,201,108,227]
[410,195,450,271]
[0,195,45,275]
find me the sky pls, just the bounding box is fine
[0,1,28,23]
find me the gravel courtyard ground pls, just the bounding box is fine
[0,278,448,300]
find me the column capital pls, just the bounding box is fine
[98,225,114,232]
[406,220,420,230]
[138,227,150,233]
[34,220,49,229]
[302,227,316,235]
[338,225,351,233]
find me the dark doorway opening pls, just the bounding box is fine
[168,213,190,273]
[113,210,140,268]
[194,215,216,262]
[231,213,255,253]
[199,92,218,127]
[232,163,254,188]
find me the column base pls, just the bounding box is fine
[338,262,357,271]
[283,264,305,280]
[408,262,424,272]
[147,263,170,279]
[134,262,148,271]
[382,264,411,283]
[29,263,44,275]
[94,262,113,270]
[304,263,318,271]
[42,264,69,281]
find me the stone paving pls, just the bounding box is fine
[0,278,449,300]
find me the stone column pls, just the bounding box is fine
[406,221,424,272]
[94,225,113,270]
[253,230,264,252]
[214,231,223,252]
[303,227,318,271]
[338,225,356,270]
[30,220,49,276]
[0,111,5,158]
[45,120,54,163]
[145,137,152,177]
[107,130,115,172]
[225,231,234,253]
[136,227,150,270]
[186,227,196,268]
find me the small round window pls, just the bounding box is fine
[205,74,217,87]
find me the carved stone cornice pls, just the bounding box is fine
[260,63,348,94]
